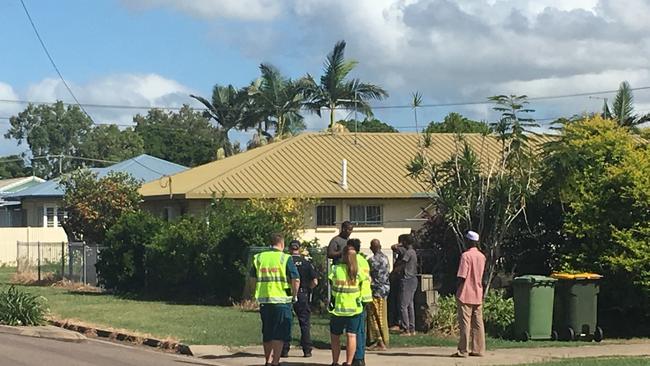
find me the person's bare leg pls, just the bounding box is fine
[346,333,357,365]
[263,342,272,364]
[331,333,341,364]
[270,340,284,365]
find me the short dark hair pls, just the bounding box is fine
[347,238,361,252]
[341,221,353,230]
[270,233,284,246]
[399,234,414,247]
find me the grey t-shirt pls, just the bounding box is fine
[396,247,418,279]
[328,235,348,265]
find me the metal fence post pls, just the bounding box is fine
[37,241,41,282]
[82,243,87,285]
[68,243,73,280]
[61,242,65,279]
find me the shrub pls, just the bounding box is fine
[0,286,49,326]
[97,211,164,292]
[96,197,315,302]
[432,291,514,339]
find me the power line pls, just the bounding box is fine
[19,0,96,123]
[0,86,649,113]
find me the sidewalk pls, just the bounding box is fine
[190,341,650,366]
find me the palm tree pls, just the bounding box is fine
[248,63,307,138]
[303,40,388,129]
[607,81,650,127]
[190,84,258,156]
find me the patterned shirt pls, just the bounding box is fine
[368,251,390,298]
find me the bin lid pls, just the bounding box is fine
[551,272,603,280]
[512,275,557,284]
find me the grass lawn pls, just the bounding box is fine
[0,267,613,347]
[514,358,650,366]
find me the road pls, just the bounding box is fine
[0,333,218,366]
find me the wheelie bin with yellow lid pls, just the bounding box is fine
[551,273,603,342]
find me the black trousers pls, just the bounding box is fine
[283,291,312,353]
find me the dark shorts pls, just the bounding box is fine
[260,303,292,342]
[330,313,363,336]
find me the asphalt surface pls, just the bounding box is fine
[0,333,217,366]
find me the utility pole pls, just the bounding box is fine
[58,155,63,175]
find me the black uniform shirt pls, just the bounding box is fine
[292,254,318,290]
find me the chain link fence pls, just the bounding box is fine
[16,241,105,285]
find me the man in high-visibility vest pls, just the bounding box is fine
[252,233,300,366]
[347,238,373,366]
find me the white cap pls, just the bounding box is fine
[465,231,479,242]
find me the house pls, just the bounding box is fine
[0,154,187,265]
[0,176,46,227]
[4,154,188,228]
[139,132,551,250]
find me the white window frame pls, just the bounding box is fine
[43,205,65,228]
[349,205,383,227]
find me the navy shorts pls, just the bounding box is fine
[330,313,363,336]
[260,303,292,342]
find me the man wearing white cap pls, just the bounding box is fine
[452,230,486,358]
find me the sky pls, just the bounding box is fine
[1,0,650,156]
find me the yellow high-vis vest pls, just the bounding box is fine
[254,250,291,304]
[357,254,373,304]
[329,264,364,317]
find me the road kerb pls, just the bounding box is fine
[48,319,192,355]
[0,324,86,343]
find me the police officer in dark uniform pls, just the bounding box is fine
[282,240,318,358]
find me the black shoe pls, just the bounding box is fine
[303,350,312,358]
[280,351,289,358]
[351,359,366,366]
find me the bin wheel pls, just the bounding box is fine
[521,331,530,342]
[551,330,559,341]
[566,327,576,341]
[594,327,604,343]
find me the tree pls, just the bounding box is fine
[408,97,538,295]
[59,170,141,244]
[4,102,93,178]
[607,81,650,127]
[538,116,650,333]
[248,63,307,138]
[0,155,30,178]
[337,118,397,132]
[303,40,388,129]
[425,112,491,134]
[134,105,224,167]
[77,125,144,165]
[190,85,258,156]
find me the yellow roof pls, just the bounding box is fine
[139,132,554,199]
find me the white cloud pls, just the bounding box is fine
[24,73,198,124]
[121,0,284,21]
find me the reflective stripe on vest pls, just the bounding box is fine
[254,250,291,304]
[329,264,363,317]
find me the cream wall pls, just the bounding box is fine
[0,227,68,266]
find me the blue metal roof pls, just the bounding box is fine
[6,154,187,199]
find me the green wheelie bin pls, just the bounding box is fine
[513,275,557,341]
[551,273,603,342]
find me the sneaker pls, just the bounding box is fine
[303,350,312,358]
[469,352,484,357]
[351,359,366,366]
[450,352,468,358]
[280,351,289,358]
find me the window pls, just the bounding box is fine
[43,206,66,227]
[349,205,383,226]
[316,205,336,226]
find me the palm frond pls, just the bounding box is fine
[612,81,634,124]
